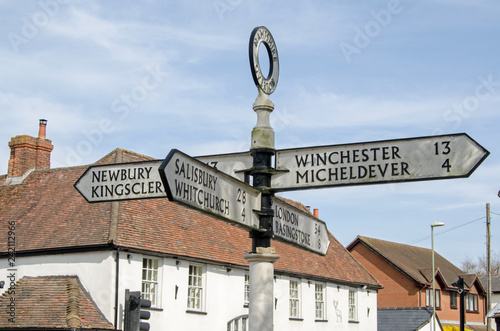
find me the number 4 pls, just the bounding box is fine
[442,159,451,172]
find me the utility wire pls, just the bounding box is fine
[406,216,486,245]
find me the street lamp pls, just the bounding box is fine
[431,221,445,331]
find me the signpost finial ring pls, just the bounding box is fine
[249,26,279,95]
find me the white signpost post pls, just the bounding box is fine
[159,149,261,231]
[74,160,165,202]
[272,133,489,191]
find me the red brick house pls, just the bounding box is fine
[347,235,487,330]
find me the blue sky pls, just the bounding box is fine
[1,1,499,267]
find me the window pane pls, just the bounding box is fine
[289,280,300,318]
[349,290,357,321]
[142,258,159,307]
[242,317,247,331]
[244,275,250,305]
[188,265,204,311]
[315,284,325,320]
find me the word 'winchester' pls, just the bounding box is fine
[293,145,410,184]
[173,159,229,216]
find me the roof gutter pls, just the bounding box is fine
[0,243,114,257]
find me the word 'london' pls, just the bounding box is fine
[90,166,163,198]
[274,205,312,247]
[173,158,230,216]
[293,145,410,184]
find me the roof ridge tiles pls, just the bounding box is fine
[66,278,82,328]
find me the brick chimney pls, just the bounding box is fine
[7,119,54,178]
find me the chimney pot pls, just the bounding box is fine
[38,119,47,139]
[313,209,319,218]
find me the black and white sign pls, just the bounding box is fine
[196,151,253,183]
[74,160,165,202]
[272,197,330,255]
[272,133,489,192]
[159,150,261,230]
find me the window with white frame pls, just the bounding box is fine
[289,279,301,318]
[315,283,326,320]
[425,288,441,309]
[227,315,248,331]
[244,274,250,307]
[187,264,205,311]
[142,258,159,307]
[348,289,358,321]
[466,293,478,312]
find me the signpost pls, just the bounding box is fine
[196,151,253,183]
[272,133,489,192]
[272,197,330,255]
[74,160,165,202]
[74,153,253,202]
[73,26,490,331]
[159,149,261,230]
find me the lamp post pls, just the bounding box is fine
[431,221,445,331]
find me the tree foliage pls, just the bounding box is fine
[460,252,500,274]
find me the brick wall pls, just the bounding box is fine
[349,242,422,307]
[349,242,487,324]
[7,132,53,178]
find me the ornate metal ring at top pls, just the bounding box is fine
[249,26,279,95]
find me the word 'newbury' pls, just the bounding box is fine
[90,166,162,198]
[74,161,166,203]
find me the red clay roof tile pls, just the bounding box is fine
[0,275,114,329]
[347,235,477,289]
